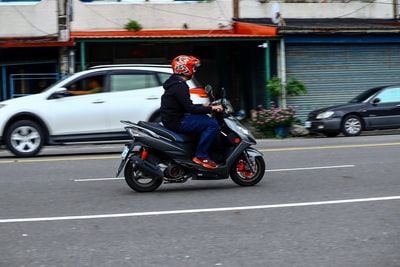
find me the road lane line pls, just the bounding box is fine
[72,164,355,182]
[0,155,118,164]
[1,195,399,223]
[259,141,400,152]
[266,164,355,172]
[2,141,400,164]
[74,177,123,182]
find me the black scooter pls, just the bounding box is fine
[115,86,266,192]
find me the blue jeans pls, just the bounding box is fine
[178,114,219,158]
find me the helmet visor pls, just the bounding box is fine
[192,63,201,73]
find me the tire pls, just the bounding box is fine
[342,115,362,136]
[323,131,340,137]
[5,120,44,157]
[230,155,265,186]
[124,157,163,192]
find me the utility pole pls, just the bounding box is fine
[58,0,72,77]
[58,0,71,42]
[233,0,239,19]
[394,0,399,19]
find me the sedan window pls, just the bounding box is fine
[349,87,382,103]
[375,87,400,103]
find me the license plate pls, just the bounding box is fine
[120,146,129,159]
[304,121,311,128]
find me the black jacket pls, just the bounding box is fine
[160,74,211,131]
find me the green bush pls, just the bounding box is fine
[267,76,307,96]
[124,20,142,32]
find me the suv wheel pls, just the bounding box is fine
[342,115,362,136]
[5,120,44,157]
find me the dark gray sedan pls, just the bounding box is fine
[305,84,400,137]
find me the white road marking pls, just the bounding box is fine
[1,195,399,223]
[72,165,355,182]
[266,164,355,172]
[73,177,123,182]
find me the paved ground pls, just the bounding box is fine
[240,119,400,139]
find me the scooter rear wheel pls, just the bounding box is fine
[124,159,163,192]
[230,156,265,186]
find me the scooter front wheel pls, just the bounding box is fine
[230,156,265,186]
[124,159,163,192]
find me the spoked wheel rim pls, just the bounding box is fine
[230,156,265,186]
[124,162,163,192]
[236,160,259,180]
[130,170,157,186]
[343,117,362,135]
[10,125,42,153]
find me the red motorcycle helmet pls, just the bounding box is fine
[171,55,201,78]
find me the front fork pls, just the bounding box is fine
[240,150,256,173]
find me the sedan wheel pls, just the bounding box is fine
[5,120,44,157]
[342,115,362,136]
[323,131,340,137]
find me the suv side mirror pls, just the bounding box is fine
[48,88,70,99]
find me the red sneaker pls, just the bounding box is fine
[193,157,218,169]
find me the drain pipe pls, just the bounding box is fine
[279,38,287,108]
[69,49,75,74]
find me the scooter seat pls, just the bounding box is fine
[138,121,194,143]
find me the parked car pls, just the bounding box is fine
[305,84,400,137]
[0,65,209,157]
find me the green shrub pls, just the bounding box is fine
[267,76,307,96]
[124,20,142,32]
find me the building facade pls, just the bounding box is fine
[1,0,399,118]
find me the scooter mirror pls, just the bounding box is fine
[205,84,212,93]
[205,84,215,101]
[220,87,225,99]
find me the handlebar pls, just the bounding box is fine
[205,85,233,116]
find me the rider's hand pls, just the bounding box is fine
[212,104,223,112]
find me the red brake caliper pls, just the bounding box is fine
[237,161,255,177]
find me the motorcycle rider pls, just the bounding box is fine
[160,55,223,169]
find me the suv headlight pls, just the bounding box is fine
[316,111,334,119]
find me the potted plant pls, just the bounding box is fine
[251,103,297,138]
[267,76,307,97]
[286,76,307,96]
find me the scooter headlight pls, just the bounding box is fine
[237,125,250,135]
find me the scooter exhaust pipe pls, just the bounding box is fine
[130,156,163,178]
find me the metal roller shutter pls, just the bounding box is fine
[285,43,400,121]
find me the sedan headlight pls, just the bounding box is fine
[316,111,335,119]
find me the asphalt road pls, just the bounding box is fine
[1,134,399,267]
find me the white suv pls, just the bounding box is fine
[0,65,209,157]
